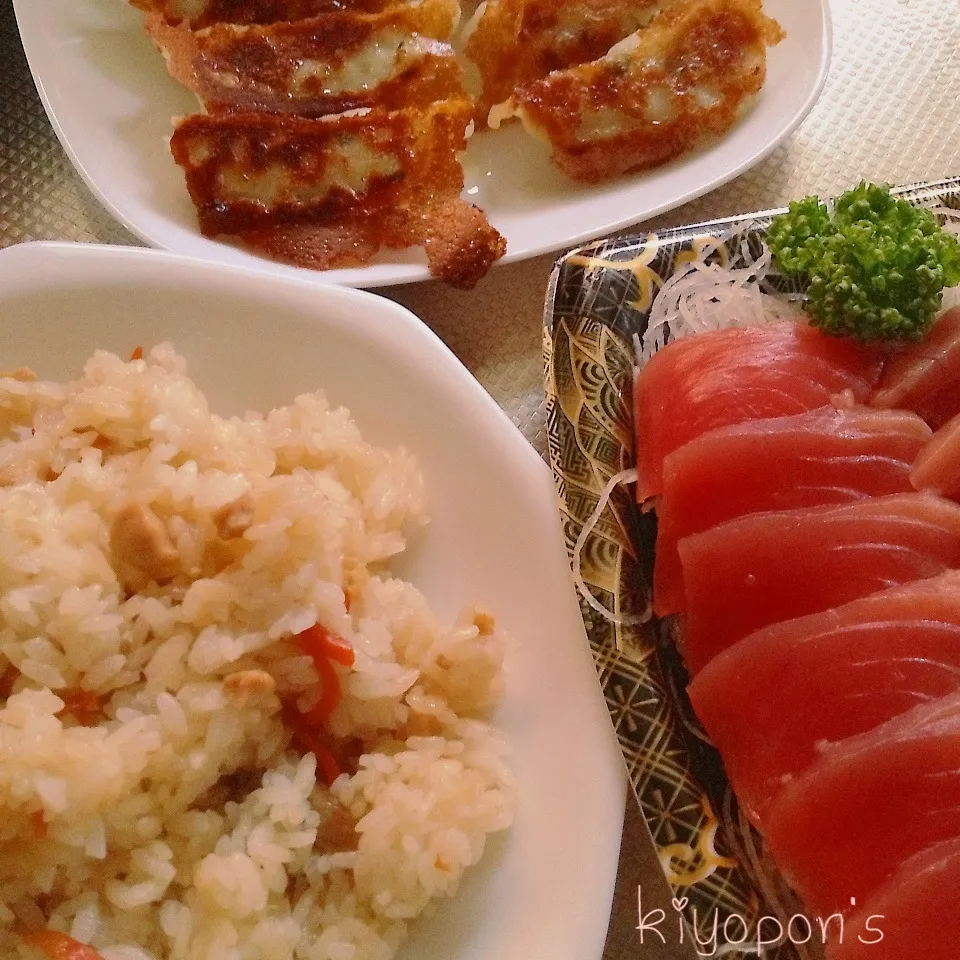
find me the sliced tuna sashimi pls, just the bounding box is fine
[677,492,960,674]
[827,836,960,960]
[633,322,884,502]
[911,410,960,502]
[688,571,960,825]
[763,690,960,918]
[872,306,960,428]
[653,405,931,615]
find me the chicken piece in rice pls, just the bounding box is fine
[0,345,514,960]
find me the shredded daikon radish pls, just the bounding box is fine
[922,204,960,307]
[639,226,805,363]
[922,203,960,234]
[714,943,761,958]
[572,467,650,627]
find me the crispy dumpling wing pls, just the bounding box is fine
[463,0,673,121]
[511,0,783,181]
[169,102,505,287]
[146,0,463,115]
[130,0,411,28]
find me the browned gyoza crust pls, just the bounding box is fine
[513,0,784,182]
[129,0,397,28]
[464,0,673,123]
[146,0,463,115]
[169,102,506,288]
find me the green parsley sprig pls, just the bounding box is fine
[767,182,960,341]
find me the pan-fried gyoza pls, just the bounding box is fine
[126,0,782,283]
[130,0,401,28]
[146,0,464,115]
[170,101,505,287]
[463,0,676,124]
[508,0,783,182]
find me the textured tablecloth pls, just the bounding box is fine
[2,0,959,957]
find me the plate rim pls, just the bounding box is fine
[11,0,832,289]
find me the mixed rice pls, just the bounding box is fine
[0,344,514,960]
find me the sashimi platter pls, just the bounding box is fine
[544,178,960,959]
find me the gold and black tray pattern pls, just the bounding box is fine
[543,177,960,959]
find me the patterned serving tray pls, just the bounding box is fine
[543,176,960,959]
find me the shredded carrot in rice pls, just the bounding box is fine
[306,625,355,668]
[305,652,342,723]
[22,930,105,960]
[130,346,143,361]
[56,690,102,727]
[285,625,356,782]
[294,624,355,723]
[283,706,343,784]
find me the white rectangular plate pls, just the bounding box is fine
[13,0,829,288]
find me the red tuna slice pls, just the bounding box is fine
[677,492,960,675]
[653,405,931,616]
[827,837,960,960]
[633,322,885,502]
[872,306,960,429]
[763,689,960,918]
[688,571,960,826]
[911,410,960,502]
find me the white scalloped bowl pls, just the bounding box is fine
[0,241,625,960]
